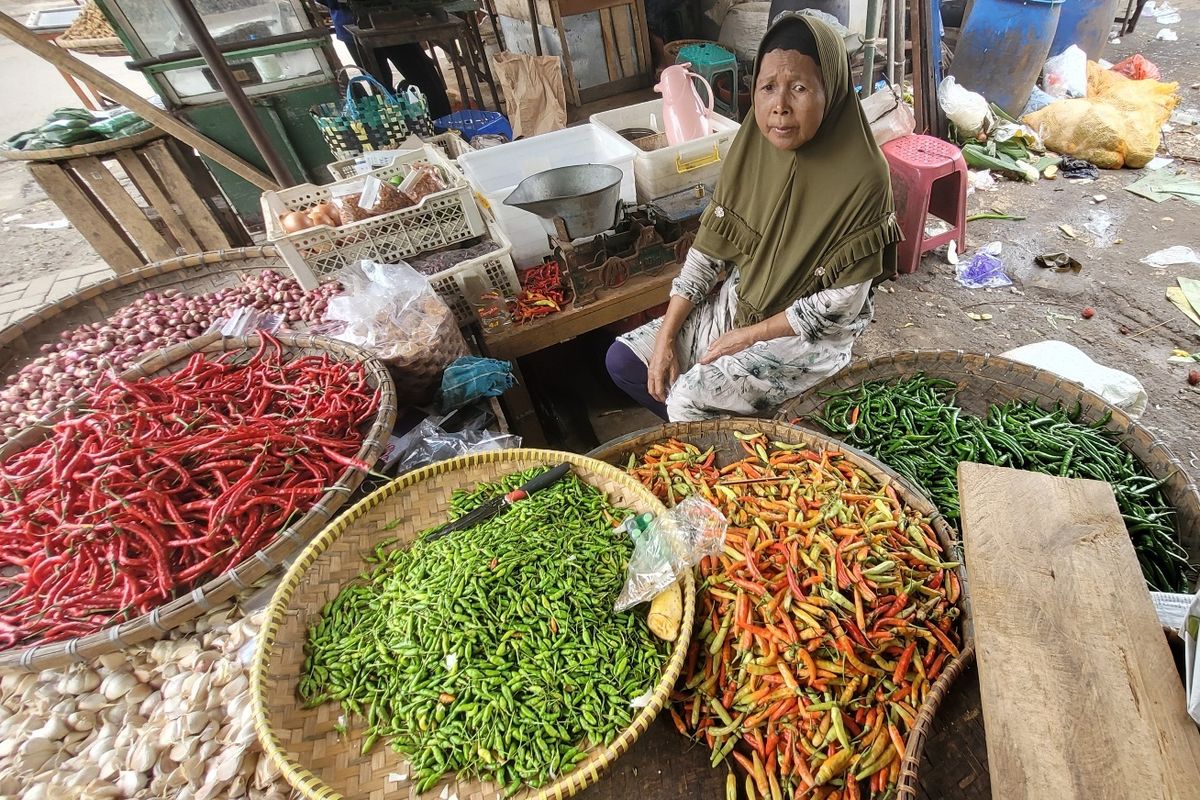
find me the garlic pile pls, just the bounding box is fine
[0,604,296,800]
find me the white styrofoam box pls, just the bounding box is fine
[458,124,639,267]
[590,100,740,203]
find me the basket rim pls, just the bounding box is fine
[251,448,696,800]
[583,417,973,800]
[0,331,397,671]
[0,245,281,346]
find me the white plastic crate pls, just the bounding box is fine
[458,124,639,267]
[423,210,519,326]
[326,133,475,181]
[590,100,739,203]
[262,145,486,289]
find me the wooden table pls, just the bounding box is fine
[481,268,677,445]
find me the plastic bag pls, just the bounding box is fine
[939,76,993,138]
[1044,45,1087,98]
[1022,86,1056,116]
[1002,340,1148,417]
[614,496,727,612]
[390,418,520,475]
[324,260,467,368]
[1023,62,1179,168]
[437,356,515,411]
[329,177,410,223]
[956,242,1011,288]
[204,306,284,337]
[861,85,915,147]
[1141,246,1200,267]
[1111,54,1161,81]
[1084,210,1116,247]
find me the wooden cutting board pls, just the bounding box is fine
[958,462,1200,800]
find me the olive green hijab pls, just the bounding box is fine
[693,12,901,327]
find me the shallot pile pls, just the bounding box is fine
[0,601,295,800]
[0,335,379,648]
[0,271,341,437]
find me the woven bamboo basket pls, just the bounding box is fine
[0,246,289,380]
[252,449,695,800]
[776,350,1200,578]
[55,34,127,55]
[0,331,397,671]
[585,418,973,800]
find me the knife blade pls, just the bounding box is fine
[424,462,572,542]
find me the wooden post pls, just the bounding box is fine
[0,9,279,191]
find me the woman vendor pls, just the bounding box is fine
[606,12,899,421]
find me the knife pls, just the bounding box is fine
[425,462,572,542]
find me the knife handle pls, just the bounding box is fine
[506,462,571,502]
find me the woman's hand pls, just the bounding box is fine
[647,337,680,403]
[699,328,756,365]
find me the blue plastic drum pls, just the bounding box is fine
[1050,0,1122,60]
[948,0,1065,117]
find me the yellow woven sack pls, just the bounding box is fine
[1024,62,1178,168]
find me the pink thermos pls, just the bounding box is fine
[655,63,714,146]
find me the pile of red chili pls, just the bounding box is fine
[513,260,566,324]
[0,335,379,648]
[627,433,964,800]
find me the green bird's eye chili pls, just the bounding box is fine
[814,375,1191,592]
[299,467,669,795]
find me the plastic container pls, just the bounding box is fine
[261,145,486,288]
[458,124,640,266]
[326,133,474,180]
[591,99,739,203]
[434,110,514,141]
[1049,0,1121,60]
[946,0,1065,117]
[424,212,520,326]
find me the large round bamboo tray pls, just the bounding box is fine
[0,246,289,379]
[585,418,973,800]
[252,449,694,800]
[0,331,397,671]
[776,350,1200,579]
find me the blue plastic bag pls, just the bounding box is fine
[437,356,515,412]
[956,242,1012,289]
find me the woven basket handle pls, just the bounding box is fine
[343,74,399,120]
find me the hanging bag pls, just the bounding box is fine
[400,86,436,139]
[310,73,411,160]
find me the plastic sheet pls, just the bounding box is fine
[614,496,727,612]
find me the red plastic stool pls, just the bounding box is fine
[881,134,968,275]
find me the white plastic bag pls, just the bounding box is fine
[1044,44,1088,98]
[939,76,993,138]
[614,496,727,612]
[861,85,916,146]
[1002,340,1148,417]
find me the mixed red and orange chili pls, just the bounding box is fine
[627,433,963,800]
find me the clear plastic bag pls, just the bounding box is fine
[614,496,727,612]
[204,306,284,337]
[390,418,520,475]
[323,260,466,368]
[1044,45,1087,99]
[956,242,1012,288]
[939,76,993,138]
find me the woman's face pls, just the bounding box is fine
[754,49,826,151]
